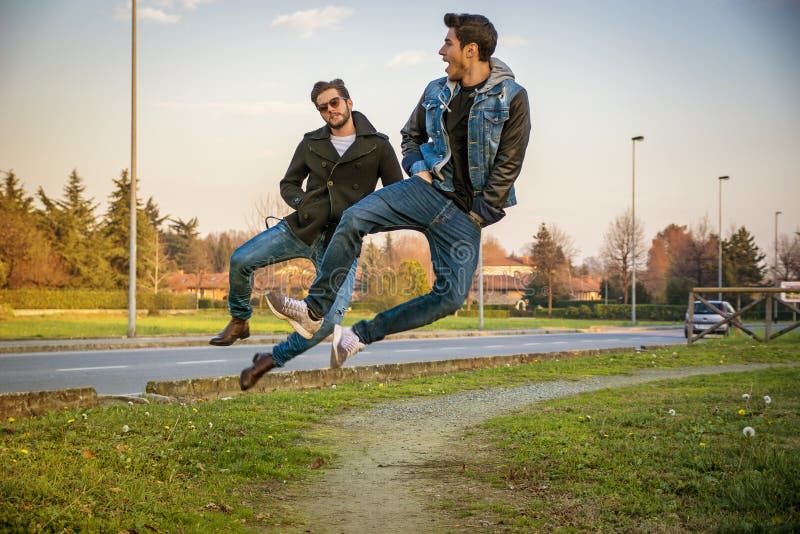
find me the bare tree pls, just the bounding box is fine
[777,232,800,281]
[600,210,645,304]
[245,192,291,235]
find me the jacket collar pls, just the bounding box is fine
[308,110,377,140]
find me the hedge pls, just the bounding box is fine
[0,289,197,310]
[511,304,686,321]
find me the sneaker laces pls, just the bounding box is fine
[278,295,308,320]
[340,330,364,357]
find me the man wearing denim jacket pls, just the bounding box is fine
[266,13,531,366]
[209,79,402,391]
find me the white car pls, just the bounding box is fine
[685,300,735,338]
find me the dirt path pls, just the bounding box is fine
[292,363,793,533]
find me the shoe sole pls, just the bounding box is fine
[266,293,316,340]
[208,331,250,347]
[330,325,343,369]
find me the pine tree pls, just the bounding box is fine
[530,223,566,317]
[37,169,115,288]
[0,171,68,288]
[0,170,34,213]
[723,226,766,287]
[101,170,157,289]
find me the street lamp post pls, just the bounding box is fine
[631,135,644,326]
[717,176,729,301]
[128,0,138,337]
[775,210,782,321]
[775,210,782,287]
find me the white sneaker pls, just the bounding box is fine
[265,291,322,339]
[330,325,365,369]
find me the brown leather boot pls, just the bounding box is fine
[239,352,276,391]
[209,317,250,346]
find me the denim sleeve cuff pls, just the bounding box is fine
[401,152,426,176]
[471,195,506,226]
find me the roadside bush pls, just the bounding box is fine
[0,289,196,310]
[198,298,227,309]
[455,309,510,318]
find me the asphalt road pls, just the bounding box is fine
[0,329,684,396]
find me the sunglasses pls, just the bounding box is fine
[316,96,345,112]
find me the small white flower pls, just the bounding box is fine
[81,413,88,420]
[145,411,150,417]
[742,393,750,401]
[128,401,134,406]
[764,395,772,405]
[208,422,213,429]
[121,425,130,433]
[668,409,676,416]
[586,415,592,420]
[331,384,337,389]
[742,426,755,437]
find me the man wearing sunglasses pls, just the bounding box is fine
[266,13,531,366]
[209,78,402,390]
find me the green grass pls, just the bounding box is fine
[450,367,800,532]
[0,309,673,339]
[1,335,798,532]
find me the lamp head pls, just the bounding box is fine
[718,175,730,181]
[631,136,644,142]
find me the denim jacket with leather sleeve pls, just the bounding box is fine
[400,58,531,226]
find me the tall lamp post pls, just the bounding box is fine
[630,135,644,326]
[774,210,782,287]
[717,176,729,301]
[128,0,138,337]
[775,210,782,321]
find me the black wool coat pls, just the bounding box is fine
[280,111,402,245]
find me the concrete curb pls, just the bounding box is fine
[0,327,681,354]
[1,342,671,419]
[0,387,98,419]
[146,346,645,401]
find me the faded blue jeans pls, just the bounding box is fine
[305,176,481,345]
[228,220,356,366]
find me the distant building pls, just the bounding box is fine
[470,256,534,307]
[167,260,315,301]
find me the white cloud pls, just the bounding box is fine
[181,0,215,9]
[158,100,308,117]
[387,50,427,67]
[115,2,181,24]
[271,6,355,38]
[115,0,213,23]
[140,6,181,23]
[498,34,528,47]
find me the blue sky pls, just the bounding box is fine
[1,0,798,264]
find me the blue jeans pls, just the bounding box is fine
[228,220,356,366]
[306,176,481,344]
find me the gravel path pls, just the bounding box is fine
[296,363,796,533]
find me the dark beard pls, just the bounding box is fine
[326,107,351,130]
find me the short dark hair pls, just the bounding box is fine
[443,13,497,62]
[310,79,350,105]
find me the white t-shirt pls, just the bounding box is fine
[330,134,356,157]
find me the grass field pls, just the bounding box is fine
[0,309,675,339]
[1,334,798,532]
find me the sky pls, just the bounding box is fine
[1,0,799,265]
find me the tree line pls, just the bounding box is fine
[0,169,246,291]
[528,213,800,316]
[2,169,799,312]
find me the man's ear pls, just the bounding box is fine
[465,43,478,58]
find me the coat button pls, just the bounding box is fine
[321,162,327,168]
[356,162,362,168]
[303,213,309,220]
[352,184,360,190]
[327,180,334,187]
